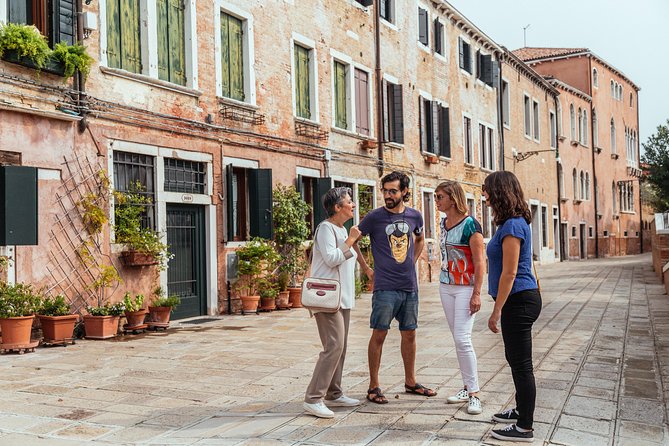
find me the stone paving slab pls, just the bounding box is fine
[1,253,668,445]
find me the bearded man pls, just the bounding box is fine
[356,171,436,404]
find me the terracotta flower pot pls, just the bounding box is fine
[120,251,158,266]
[288,287,303,308]
[38,314,78,343]
[124,309,148,328]
[148,306,172,324]
[259,297,276,311]
[83,315,119,340]
[276,291,290,309]
[0,315,35,346]
[240,295,260,312]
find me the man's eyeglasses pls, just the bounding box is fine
[381,188,400,195]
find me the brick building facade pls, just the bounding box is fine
[0,1,643,317]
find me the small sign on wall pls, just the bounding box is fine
[181,194,193,203]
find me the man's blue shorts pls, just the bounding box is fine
[370,290,419,331]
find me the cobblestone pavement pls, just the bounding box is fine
[0,253,667,445]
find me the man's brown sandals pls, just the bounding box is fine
[404,383,437,397]
[366,387,388,404]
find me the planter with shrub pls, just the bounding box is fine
[37,294,78,345]
[0,282,43,352]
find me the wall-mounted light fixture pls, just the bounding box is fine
[513,149,557,162]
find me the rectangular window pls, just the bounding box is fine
[421,98,434,154]
[433,19,443,55]
[354,69,370,135]
[571,226,576,238]
[478,124,495,170]
[299,176,331,235]
[294,44,312,119]
[113,151,156,230]
[549,111,557,149]
[157,0,187,86]
[541,207,548,248]
[164,159,206,194]
[220,11,245,101]
[589,226,594,238]
[458,37,471,73]
[524,96,531,137]
[533,100,540,140]
[603,230,609,237]
[464,116,473,164]
[333,61,348,129]
[226,166,273,241]
[481,200,495,238]
[9,0,75,48]
[106,0,141,72]
[467,198,475,219]
[418,7,428,46]
[380,0,393,22]
[422,191,435,239]
[476,52,494,86]
[357,184,374,221]
[384,81,404,144]
[502,80,510,127]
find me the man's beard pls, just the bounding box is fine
[385,197,402,210]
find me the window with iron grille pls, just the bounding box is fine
[164,158,206,194]
[113,151,156,230]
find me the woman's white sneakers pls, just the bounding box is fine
[447,388,469,403]
[325,395,361,407]
[467,396,482,414]
[303,401,334,418]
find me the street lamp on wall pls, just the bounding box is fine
[513,149,558,162]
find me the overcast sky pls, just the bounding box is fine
[447,0,669,149]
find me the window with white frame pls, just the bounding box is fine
[523,95,531,137]
[380,0,394,23]
[4,0,75,47]
[618,181,634,212]
[580,171,585,200]
[572,169,578,200]
[502,80,510,127]
[293,36,317,121]
[532,100,540,140]
[629,92,634,108]
[384,79,404,143]
[458,37,472,74]
[556,99,563,137]
[354,68,371,136]
[612,181,617,214]
[593,68,598,88]
[102,0,196,88]
[420,97,451,157]
[582,110,588,146]
[577,108,583,143]
[467,197,476,218]
[558,164,565,198]
[610,117,616,154]
[585,172,591,200]
[481,199,495,239]
[569,104,576,141]
[592,109,598,148]
[478,123,495,170]
[113,151,157,230]
[610,79,615,97]
[422,190,435,239]
[217,6,254,102]
[463,115,473,164]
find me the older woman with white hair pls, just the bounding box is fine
[303,186,362,418]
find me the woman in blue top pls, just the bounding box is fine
[483,171,541,443]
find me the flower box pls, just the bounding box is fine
[120,251,159,267]
[1,49,66,77]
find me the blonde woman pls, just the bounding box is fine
[435,181,485,415]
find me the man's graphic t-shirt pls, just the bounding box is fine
[439,216,482,286]
[359,206,424,292]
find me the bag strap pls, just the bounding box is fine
[307,222,342,283]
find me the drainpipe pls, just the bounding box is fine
[588,56,599,258]
[553,94,563,261]
[497,54,505,171]
[374,0,384,177]
[75,0,87,133]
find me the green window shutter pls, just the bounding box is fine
[221,12,244,100]
[249,169,273,240]
[108,0,141,72]
[312,178,332,229]
[295,45,311,119]
[157,0,186,85]
[52,0,75,46]
[334,61,347,129]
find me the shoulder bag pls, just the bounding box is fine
[301,223,342,315]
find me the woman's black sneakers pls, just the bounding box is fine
[491,424,534,442]
[492,408,520,423]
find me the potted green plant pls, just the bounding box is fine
[82,263,124,340]
[258,278,278,311]
[37,294,79,344]
[122,292,147,330]
[0,282,43,350]
[0,23,52,73]
[272,185,311,308]
[114,186,170,269]
[234,238,279,313]
[84,302,125,340]
[275,271,291,309]
[147,287,180,329]
[51,42,93,80]
[358,235,374,292]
